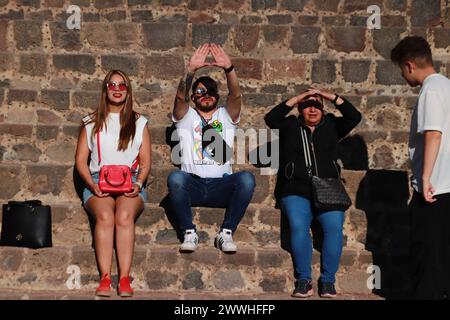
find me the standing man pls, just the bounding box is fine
[167,43,255,254]
[391,36,450,299]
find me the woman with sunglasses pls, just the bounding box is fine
[265,88,361,298]
[75,70,151,297]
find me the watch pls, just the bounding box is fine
[134,181,143,190]
[332,94,340,104]
[224,65,234,73]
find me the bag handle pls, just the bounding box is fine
[96,132,139,171]
[104,168,128,187]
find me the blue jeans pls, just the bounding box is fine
[280,195,345,284]
[167,170,256,232]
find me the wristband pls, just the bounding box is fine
[332,94,340,104]
[224,65,234,73]
[134,181,143,190]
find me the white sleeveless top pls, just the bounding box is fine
[83,113,148,174]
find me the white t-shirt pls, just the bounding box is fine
[172,106,239,178]
[83,113,148,174]
[409,73,450,195]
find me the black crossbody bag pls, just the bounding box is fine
[299,127,352,211]
[1,200,52,249]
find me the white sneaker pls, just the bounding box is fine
[180,229,198,252]
[214,228,237,253]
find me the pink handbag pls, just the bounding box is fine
[96,133,138,195]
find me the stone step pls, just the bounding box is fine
[0,202,365,249]
[0,164,366,207]
[0,289,383,300]
[0,245,374,295]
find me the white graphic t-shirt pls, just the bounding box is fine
[409,73,450,195]
[83,113,148,174]
[172,106,240,178]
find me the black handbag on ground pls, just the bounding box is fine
[299,128,352,211]
[0,200,52,249]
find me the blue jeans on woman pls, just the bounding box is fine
[280,195,345,284]
[167,170,256,232]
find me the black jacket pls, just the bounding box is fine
[264,97,362,203]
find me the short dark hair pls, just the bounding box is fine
[192,76,218,93]
[390,36,433,67]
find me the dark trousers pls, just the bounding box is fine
[167,170,256,232]
[409,191,450,300]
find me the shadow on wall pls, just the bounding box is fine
[355,169,411,300]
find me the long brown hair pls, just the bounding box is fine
[87,70,138,151]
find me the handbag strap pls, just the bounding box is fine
[299,127,341,179]
[300,127,317,177]
[96,132,139,171]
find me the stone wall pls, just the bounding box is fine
[0,0,449,297]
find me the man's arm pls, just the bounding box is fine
[210,44,241,122]
[422,130,442,203]
[173,44,210,121]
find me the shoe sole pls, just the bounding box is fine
[320,293,337,298]
[291,289,314,298]
[214,241,236,253]
[119,292,134,298]
[179,248,197,253]
[95,291,112,297]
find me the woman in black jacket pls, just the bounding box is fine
[265,88,361,298]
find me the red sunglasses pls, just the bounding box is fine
[106,82,127,91]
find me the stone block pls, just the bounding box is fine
[14,20,42,50]
[19,54,47,76]
[234,25,260,53]
[326,27,366,53]
[144,55,184,79]
[49,22,82,51]
[12,144,42,162]
[373,28,406,59]
[212,270,245,290]
[182,270,204,289]
[410,0,441,27]
[232,58,262,80]
[53,55,96,74]
[342,60,371,83]
[101,55,140,76]
[0,166,22,199]
[312,60,336,83]
[40,90,70,111]
[290,26,320,54]
[146,270,178,289]
[143,23,186,50]
[192,24,230,47]
[265,59,307,80]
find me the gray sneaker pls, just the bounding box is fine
[214,228,237,253]
[180,229,198,253]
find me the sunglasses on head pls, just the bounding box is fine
[107,81,127,91]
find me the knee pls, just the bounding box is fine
[95,211,115,228]
[167,170,189,190]
[236,171,256,192]
[115,210,134,228]
[321,217,344,235]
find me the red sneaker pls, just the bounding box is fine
[118,276,134,297]
[95,275,112,297]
